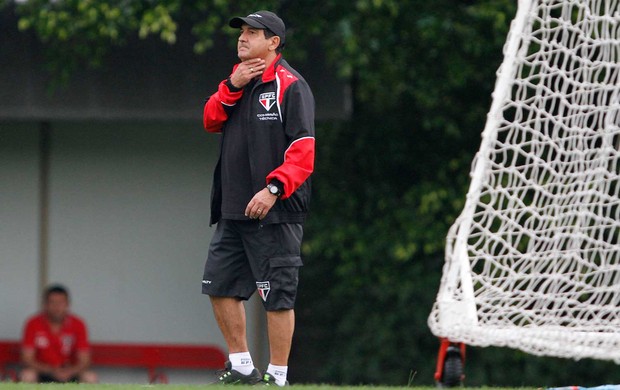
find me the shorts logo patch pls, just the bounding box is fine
[256,281,271,302]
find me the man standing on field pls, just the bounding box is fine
[201,10,315,386]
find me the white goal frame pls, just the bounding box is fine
[428,0,620,362]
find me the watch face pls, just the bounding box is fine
[269,185,279,194]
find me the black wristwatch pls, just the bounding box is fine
[267,182,282,197]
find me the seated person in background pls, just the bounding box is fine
[20,284,98,383]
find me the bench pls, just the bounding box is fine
[0,340,226,383]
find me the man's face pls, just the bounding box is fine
[44,292,69,323]
[237,25,277,61]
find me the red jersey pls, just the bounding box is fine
[22,313,90,367]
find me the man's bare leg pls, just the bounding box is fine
[266,309,295,365]
[210,296,249,353]
[265,309,295,385]
[209,296,261,383]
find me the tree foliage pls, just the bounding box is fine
[295,1,514,383]
[5,0,620,385]
[4,0,276,85]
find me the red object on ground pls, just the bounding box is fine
[0,339,226,383]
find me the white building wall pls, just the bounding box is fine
[0,123,40,340]
[0,121,270,381]
[47,121,220,344]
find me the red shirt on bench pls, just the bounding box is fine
[20,284,97,383]
[22,313,90,368]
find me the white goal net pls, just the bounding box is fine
[428,0,620,362]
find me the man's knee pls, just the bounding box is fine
[19,368,38,383]
[79,370,98,384]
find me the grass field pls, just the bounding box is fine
[0,386,440,390]
[0,385,537,390]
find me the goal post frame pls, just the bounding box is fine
[435,0,537,333]
[429,0,620,363]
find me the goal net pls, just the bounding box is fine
[428,0,620,362]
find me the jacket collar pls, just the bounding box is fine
[261,54,282,83]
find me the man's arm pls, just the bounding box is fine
[21,319,54,376]
[67,318,93,375]
[52,349,91,381]
[203,59,266,133]
[203,78,243,133]
[21,347,54,375]
[266,79,316,198]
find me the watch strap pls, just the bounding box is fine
[267,182,283,197]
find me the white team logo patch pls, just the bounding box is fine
[35,335,49,348]
[259,92,276,111]
[256,281,271,302]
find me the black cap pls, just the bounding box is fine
[229,11,286,45]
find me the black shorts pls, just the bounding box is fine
[38,374,79,383]
[202,219,303,311]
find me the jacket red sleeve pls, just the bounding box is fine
[266,78,315,199]
[267,137,315,199]
[203,72,243,133]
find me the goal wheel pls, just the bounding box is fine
[441,346,463,387]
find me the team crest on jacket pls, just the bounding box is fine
[259,92,276,111]
[256,281,270,301]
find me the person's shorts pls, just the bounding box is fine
[38,374,79,383]
[202,219,304,311]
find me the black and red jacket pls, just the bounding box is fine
[203,54,315,225]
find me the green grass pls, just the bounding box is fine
[0,386,429,390]
[0,385,537,390]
